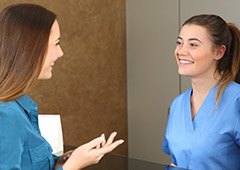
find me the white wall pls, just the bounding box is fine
[127,0,240,164]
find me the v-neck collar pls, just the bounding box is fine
[185,85,217,132]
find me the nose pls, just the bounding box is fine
[175,45,189,56]
[58,46,64,58]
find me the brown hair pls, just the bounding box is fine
[183,14,240,105]
[0,3,56,101]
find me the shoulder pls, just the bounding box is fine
[171,88,191,107]
[0,100,28,133]
[169,88,191,116]
[225,81,240,93]
[0,100,25,119]
[222,82,240,100]
[218,82,240,114]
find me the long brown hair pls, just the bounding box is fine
[0,3,56,101]
[183,14,240,105]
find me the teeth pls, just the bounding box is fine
[179,59,193,64]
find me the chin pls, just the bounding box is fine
[178,69,191,76]
[178,70,191,77]
[45,74,53,79]
[38,73,53,80]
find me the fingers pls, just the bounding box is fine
[105,132,117,146]
[107,139,124,152]
[84,132,123,154]
[97,139,124,155]
[101,133,106,147]
[85,136,105,149]
[65,150,74,155]
[96,134,105,149]
[63,150,73,160]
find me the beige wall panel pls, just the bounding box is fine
[0,0,127,155]
[126,0,179,163]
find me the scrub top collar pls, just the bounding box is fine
[186,84,217,132]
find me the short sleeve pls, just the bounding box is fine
[162,135,170,155]
[232,93,240,147]
[234,104,240,146]
[0,107,26,169]
[162,109,171,155]
[162,98,177,155]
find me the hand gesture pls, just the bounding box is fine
[61,132,124,170]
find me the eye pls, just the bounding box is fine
[176,40,183,46]
[56,42,60,46]
[189,43,198,47]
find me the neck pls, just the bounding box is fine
[191,73,220,97]
[190,75,219,119]
[191,80,217,97]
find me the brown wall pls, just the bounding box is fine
[0,0,127,155]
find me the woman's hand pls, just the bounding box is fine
[55,150,73,169]
[62,132,124,170]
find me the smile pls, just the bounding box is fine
[179,59,194,64]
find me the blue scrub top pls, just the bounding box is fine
[162,82,240,170]
[0,95,63,170]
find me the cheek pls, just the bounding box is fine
[45,51,55,63]
[194,52,215,69]
[42,54,53,69]
[196,51,213,61]
[174,48,178,58]
[45,46,57,59]
[48,48,59,60]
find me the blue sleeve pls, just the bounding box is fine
[162,135,170,155]
[53,154,65,170]
[53,154,60,164]
[162,109,170,155]
[234,98,240,146]
[235,119,240,146]
[0,107,26,169]
[162,108,171,155]
[162,98,178,155]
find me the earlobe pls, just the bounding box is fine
[214,45,226,60]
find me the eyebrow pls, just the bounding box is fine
[177,36,203,44]
[55,37,61,42]
[188,38,203,44]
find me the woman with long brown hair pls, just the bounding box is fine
[0,3,123,170]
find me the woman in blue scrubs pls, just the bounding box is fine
[162,14,240,169]
[0,3,124,170]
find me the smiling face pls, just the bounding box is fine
[175,24,220,80]
[38,20,63,79]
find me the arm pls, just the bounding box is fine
[0,109,25,169]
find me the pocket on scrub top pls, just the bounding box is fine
[29,142,53,169]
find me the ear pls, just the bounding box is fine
[214,45,226,60]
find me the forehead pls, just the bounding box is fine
[49,20,60,41]
[179,24,212,42]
